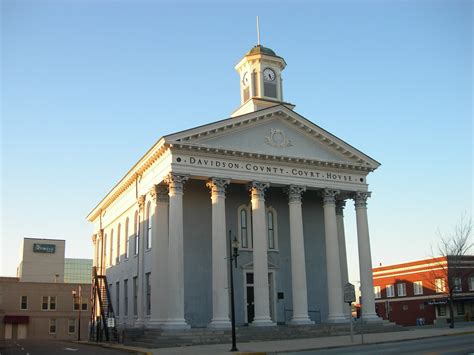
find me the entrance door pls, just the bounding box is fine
[12,324,18,340]
[245,271,275,323]
[245,273,255,323]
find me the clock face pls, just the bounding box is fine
[242,72,249,86]
[263,68,276,82]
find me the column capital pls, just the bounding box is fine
[150,184,169,203]
[335,200,346,216]
[91,233,97,244]
[248,181,270,200]
[165,173,189,194]
[353,191,372,209]
[206,178,230,197]
[137,194,146,211]
[285,185,306,203]
[322,189,340,206]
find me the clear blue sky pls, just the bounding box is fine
[2,0,472,283]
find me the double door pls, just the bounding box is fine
[245,271,275,323]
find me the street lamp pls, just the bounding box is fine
[229,230,239,352]
[72,285,82,341]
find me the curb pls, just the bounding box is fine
[73,340,151,355]
[271,329,474,354]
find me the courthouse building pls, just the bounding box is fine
[87,44,381,330]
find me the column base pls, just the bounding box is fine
[289,316,315,326]
[146,318,167,328]
[160,319,191,330]
[251,317,276,327]
[327,313,349,323]
[207,318,231,329]
[361,313,383,322]
[134,318,145,328]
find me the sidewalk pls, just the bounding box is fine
[89,325,474,355]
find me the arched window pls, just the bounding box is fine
[134,210,139,255]
[125,217,129,259]
[117,223,121,263]
[241,208,249,248]
[146,201,152,249]
[237,205,277,251]
[110,229,114,266]
[103,234,108,267]
[267,210,275,249]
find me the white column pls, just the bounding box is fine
[148,185,169,327]
[323,189,346,323]
[207,178,231,329]
[135,195,146,327]
[249,181,275,327]
[353,191,380,322]
[336,200,350,318]
[162,173,190,329]
[286,185,313,325]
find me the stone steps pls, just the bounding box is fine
[123,323,405,348]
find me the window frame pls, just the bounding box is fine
[20,295,28,310]
[146,202,152,250]
[133,276,138,316]
[267,207,278,251]
[374,286,381,299]
[134,211,139,256]
[110,229,114,266]
[115,281,120,317]
[469,276,474,291]
[397,283,407,297]
[453,277,462,292]
[49,319,57,334]
[124,279,129,316]
[435,278,446,293]
[238,205,251,250]
[413,281,423,295]
[125,217,130,259]
[68,319,76,334]
[116,223,121,264]
[42,296,56,311]
[386,284,395,298]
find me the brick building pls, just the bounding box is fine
[372,256,474,326]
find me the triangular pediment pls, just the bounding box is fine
[165,105,380,170]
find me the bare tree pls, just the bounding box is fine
[430,215,473,328]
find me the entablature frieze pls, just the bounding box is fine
[169,151,369,192]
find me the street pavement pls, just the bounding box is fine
[0,339,136,355]
[283,333,474,354]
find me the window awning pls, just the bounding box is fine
[3,315,29,324]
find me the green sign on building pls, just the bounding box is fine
[33,243,56,253]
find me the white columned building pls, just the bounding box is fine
[88,43,381,331]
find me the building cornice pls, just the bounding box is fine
[86,141,170,222]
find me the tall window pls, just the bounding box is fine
[110,229,114,266]
[117,224,121,263]
[267,209,276,249]
[146,202,152,249]
[49,319,56,334]
[125,218,129,259]
[240,208,249,248]
[124,279,129,316]
[453,277,462,292]
[115,281,120,316]
[133,276,138,316]
[20,296,28,310]
[386,284,395,298]
[104,234,108,267]
[374,286,381,299]
[397,283,406,297]
[146,272,151,315]
[469,276,474,291]
[435,278,446,293]
[68,319,76,334]
[413,281,423,295]
[134,211,139,255]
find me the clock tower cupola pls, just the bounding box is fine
[231,44,295,117]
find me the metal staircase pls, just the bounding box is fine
[90,266,119,342]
